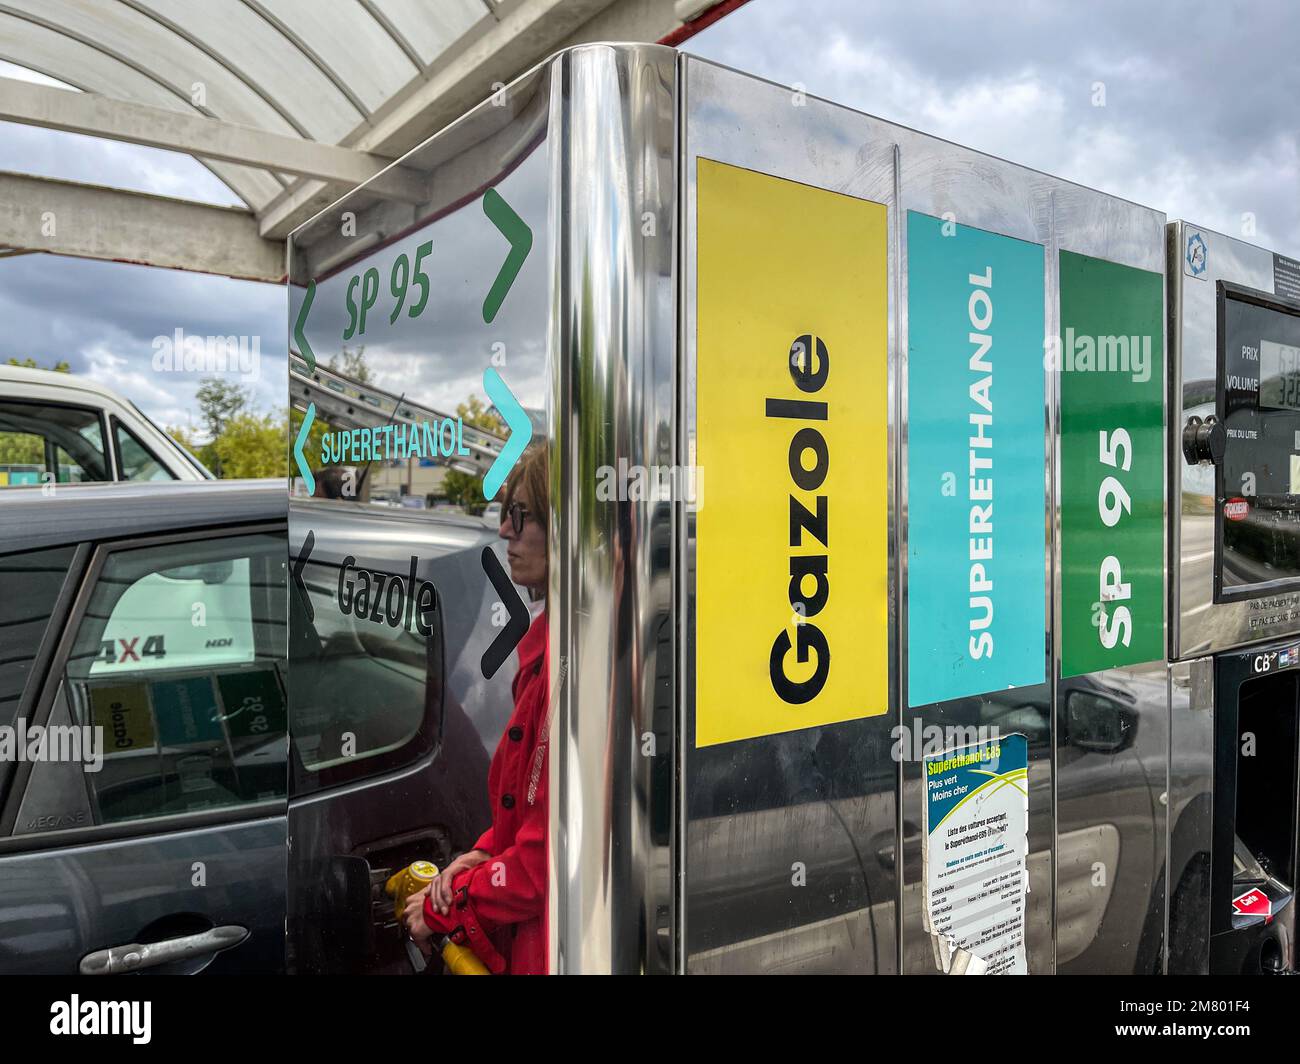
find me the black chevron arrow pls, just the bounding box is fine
[293,530,315,622]
[480,546,530,679]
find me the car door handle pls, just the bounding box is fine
[80,925,249,975]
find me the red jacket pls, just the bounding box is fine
[425,612,549,974]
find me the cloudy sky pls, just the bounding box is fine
[688,0,1298,250]
[0,59,279,437]
[0,0,1296,437]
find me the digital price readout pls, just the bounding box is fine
[1217,286,1300,598]
[1258,338,1300,411]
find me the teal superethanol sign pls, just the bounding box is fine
[906,212,1046,707]
[319,418,471,465]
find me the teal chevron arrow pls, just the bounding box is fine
[482,188,532,324]
[482,368,532,500]
[294,280,316,371]
[295,403,316,495]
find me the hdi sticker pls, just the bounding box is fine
[694,158,889,747]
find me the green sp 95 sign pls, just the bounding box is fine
[343,239,434,339]
[1059,251,1164,677]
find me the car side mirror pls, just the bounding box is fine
[1066,689,1137,754]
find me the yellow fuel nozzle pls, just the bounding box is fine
[384,860,491,976]
[442,940,491,976]
[384,860,440,922]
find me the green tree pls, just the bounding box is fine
[458,394,504,435]
[166,423,203,457]
[195,379,248,436]
[194,379,249,476]
[328,345,372,384]
[443,468,486,515]
[171,413,296,481]
[441,397,503,514]
[0,433,42,466]
[210,413,289,479]
[166,423,219,477]
[7,357,71,373]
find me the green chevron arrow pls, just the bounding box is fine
[294,403,316,495]
[294,280,316,371]
[482,188,532,324]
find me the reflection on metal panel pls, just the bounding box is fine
[1057,824,1120,963]
[549,43,678,974]
[681,56,900,975]
[1170,222,1299,658]
[285,53,554,975]
[1167,656,1213,973]
[680,52,1167,975]
[1055,662,1170,974]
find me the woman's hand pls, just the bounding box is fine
[403,887,436,945]
[430,849,492,915]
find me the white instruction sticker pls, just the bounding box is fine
[922,734,1029,975]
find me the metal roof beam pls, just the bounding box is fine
[257,0,689,239]
[0,77,426,203]
[0,170,283,282]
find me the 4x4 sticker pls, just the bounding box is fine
[95,635,165,665]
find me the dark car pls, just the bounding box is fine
[0,479,287,974]
[285,497,515,975]
[0,477,521,975]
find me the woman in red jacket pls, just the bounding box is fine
[404,444,550,975]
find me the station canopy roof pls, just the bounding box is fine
[0,0,707,276]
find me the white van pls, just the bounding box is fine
[0,365,211,486]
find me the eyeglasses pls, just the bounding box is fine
[507,501,532,535]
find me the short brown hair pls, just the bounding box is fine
[502,444,548,533]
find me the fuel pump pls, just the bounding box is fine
[1169,221,1300,973]
[286,38,1299,977]
[1211,649,1297,973]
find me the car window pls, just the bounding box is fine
[0,401,109,486]
[291,551,441,777]
[0,546,76,795]
[114,421,176,482]
[57,531,287,825]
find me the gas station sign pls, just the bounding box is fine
[694,159,889,746]
[906,213,1047,706]
[1059,251,1164,677]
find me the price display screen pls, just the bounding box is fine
[1258,338,1300,411]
